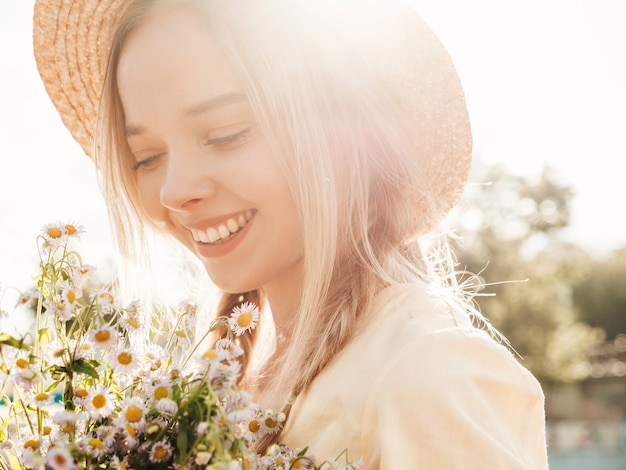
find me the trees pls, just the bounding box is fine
[445,164,605,383]
[572,247,626,341]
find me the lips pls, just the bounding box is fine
[189,209,254,245]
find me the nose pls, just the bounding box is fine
[159,149,216,211]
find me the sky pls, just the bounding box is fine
[1,0,625,298]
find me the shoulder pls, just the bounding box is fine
[357,283,548,468]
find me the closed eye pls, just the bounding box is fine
[204,126,253,149]
[133,152,166,171]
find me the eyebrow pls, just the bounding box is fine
[124,92,248,137]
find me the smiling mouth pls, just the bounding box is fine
[190,210,254,245]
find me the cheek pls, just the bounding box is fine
[136,174,166,223]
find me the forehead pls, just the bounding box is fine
[116,7,245,116]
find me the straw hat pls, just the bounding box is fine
[33,0,472,233]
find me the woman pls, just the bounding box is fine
[33,0,549,467]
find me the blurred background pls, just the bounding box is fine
[1,1,625,468]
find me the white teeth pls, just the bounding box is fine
[191,210,255,245]
[207,227,220,243]
[226,218,239,233]
[197,230,209,243]
[218,225,230,238]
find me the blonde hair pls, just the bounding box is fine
[96,0,442,445]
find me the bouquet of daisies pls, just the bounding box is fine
[0,222,361,470]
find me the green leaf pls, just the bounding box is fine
[0,333,26,350]
[70,359,100,379]
[177,423,189,460]
[37,327,50,344]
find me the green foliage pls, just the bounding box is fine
[571,247,626,340]
[448,163,606,384]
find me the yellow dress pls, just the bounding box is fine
[280,283,549,469]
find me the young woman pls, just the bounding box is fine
[33,0,549,467]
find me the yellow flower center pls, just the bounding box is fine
[89,438,104,449]
[15,358,29,369]
[99,292,115,304]
[154,386,169,400]
[265,417,278,429]
[237,312,253,328]
[61,423,74,433]
[94,329,111,343]
[92,394,107,409]
[117,352,133,366]
[127,317,140,329]
[53,453,68,466]
[126,424,136,437]
[154,445,169,461]
[43,426,52,436]
[47,227,63,239]
[35,392,49,401]
[202,349,218,360]
[65,224,77,235]
[24,439,39,450]
[126,405,143,423]
[291,460,302,469]
[248,419,260,433]
[67,290,77,304]
[75,389,89,398]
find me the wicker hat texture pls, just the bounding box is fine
[33,0,472,233]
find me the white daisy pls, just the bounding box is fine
[119,397,148,430]
[70,264,96,283]
[85,385,116,420]
[106,348,143,376]
[155,398,178,415]
[228,302,259,336]
[148,439,173,464]
[87,326,118,350]
[40,222,69,248]
[60,281,82,307]
[46,446,77,470]
[92,288,119,315]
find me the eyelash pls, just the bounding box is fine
[204,127,252,147]
[132,127,253,171]
[132,153,165,171]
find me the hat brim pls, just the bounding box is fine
[33,0,472,233]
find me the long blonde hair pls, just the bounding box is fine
[96,0,439,441]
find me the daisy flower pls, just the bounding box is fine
[41,222,69,248]
[87,326,118,350]
[52,410,83,435]
[15,288,40,308]
[60,281,82,307]
[106,348,143,376]
[155,397,178,415]
[62,222,85,239]
[46,446,77,470]
[44,298,74,322]
[85,385,116,420]
[145,377,173,403]
[92,288,119,315]
[70,264,96,283]
[228,302,259,336]
[216,338,244,360]
[149,439,173,464]
[119,397,148,430]
[32,391,55,408]
[76,435,107,459]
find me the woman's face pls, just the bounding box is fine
[116,7,304,299]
